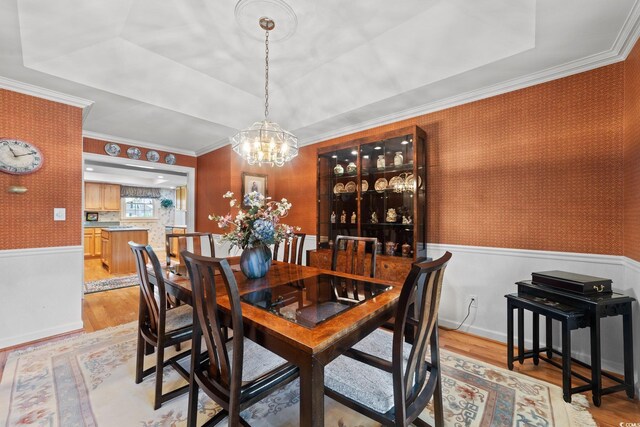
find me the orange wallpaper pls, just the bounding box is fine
[624,39,640,262]
[83,137,197,168]
[0,89,83,250]
[274,64,625,255]
[195,145,281,233]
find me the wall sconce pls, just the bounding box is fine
[8,186,28,194]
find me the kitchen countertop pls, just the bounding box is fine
[102,227,149,232]
[84,222,120,228]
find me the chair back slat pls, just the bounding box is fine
[331,235,377,278]
[274,233,306,265]
[392,252,451,416]
[165,232,216,276]
[129,242,167,334]
[182,251,245,397]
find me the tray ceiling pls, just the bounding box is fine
[0,0,638,154]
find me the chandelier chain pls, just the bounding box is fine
[264,30,269,119]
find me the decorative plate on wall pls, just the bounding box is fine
[146,150,160,162]
[104,142,121,156]
[333,183,345,194]
[165,154,176,165]
[126,147,142,160]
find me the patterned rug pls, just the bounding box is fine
[0,322,596,427]
[84,275,139,294]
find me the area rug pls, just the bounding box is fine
[84,275,139,294]
[0,322,596,427]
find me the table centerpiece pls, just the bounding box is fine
[209,191,299,279]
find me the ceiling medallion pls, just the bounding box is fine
[231,2,299,167]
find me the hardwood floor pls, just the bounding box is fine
[1,284,638,425]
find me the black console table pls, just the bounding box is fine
[506,280,635,406]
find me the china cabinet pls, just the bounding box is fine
[309,126,427,281]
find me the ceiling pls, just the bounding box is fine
[1,0,639,155]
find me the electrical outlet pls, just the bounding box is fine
[469,294,478,308]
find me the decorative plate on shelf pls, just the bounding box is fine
[361,179,368,192]
[344,181,357,193]
[405,173,416,190]
[374,178,388,193]
[126,147,141,160]
[104,142,121,156]
[333,183,345,194]
[165,153,176,165]
[146,150,160,162]
[388,175,404,190]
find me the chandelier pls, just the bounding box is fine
[231,16,298,167]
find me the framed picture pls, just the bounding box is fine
[85,212,99,221]
[241,172,268,204]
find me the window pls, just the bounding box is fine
[123,197,156,219]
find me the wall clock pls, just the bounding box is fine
[104,142,121,156]
[146,150,160,162]
[165,153,176,165]
[0,138,44,174]
[127,147,142,160]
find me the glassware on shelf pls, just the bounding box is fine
[394,151,403,166]
[385,242,398,256]
[386,208,397,222]
[346,161,356,174]
[350,212,356,223]
[402,243,411,257]
[377,155,385,170]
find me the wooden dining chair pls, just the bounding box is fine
[273,232,306,265]
[129,242,193,410]
[165,232,216,276]
[331,235,378,278]
[324,252,452,427]
[181,250,299,427]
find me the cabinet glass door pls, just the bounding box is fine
[317,146,359,248]
[360,134,415,257]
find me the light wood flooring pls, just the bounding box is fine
[2,284,639,426]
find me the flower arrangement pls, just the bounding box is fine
[209,191,299,250]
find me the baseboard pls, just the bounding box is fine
[0,321,84,351]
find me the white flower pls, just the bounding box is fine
[230,199,236,207]
[223,191,234,198]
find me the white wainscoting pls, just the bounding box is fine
[428,243,639,394]
[0,245,84,349]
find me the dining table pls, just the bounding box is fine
[154,259,402,427]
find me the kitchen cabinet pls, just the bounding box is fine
[84,228,104,258]
[101,228,148,274]
[85,183,121,211]
[84,229,93,257]
[175,186,187,210]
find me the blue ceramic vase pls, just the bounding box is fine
[239,245,272,279]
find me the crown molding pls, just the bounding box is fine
[194,137,231,157]
[298,2,640,148]
[615,0,640,59]
[82,131,197,156]
[0,75,94,109]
